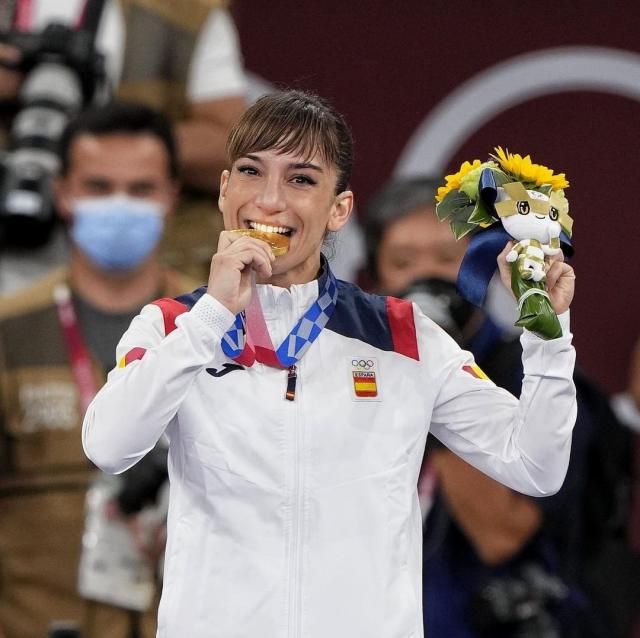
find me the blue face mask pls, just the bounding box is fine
[70,195,166,272]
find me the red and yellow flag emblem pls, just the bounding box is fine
[462,364,490,381]
[352,370,378,397]
[350,358,380,399]
[118,347,147,368]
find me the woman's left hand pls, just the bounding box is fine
[497,241,576,315]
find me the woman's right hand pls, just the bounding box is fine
[207,230,275,315]
[0,43,23,100]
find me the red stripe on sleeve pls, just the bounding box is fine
[124,347,147,366]
[151,298,188,336]
[386,297,420,361]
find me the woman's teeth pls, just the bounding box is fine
[249,221,292,235]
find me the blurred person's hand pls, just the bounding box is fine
[497,241,575,315]
[126,513,166,565]
[0,43,23,100]
[105,497,166,564]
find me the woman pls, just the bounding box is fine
[82,90,577,638]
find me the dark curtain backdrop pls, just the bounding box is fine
[234,1,640,393]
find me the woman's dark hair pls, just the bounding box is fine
[227,90,353,194]
[59,100,179,178]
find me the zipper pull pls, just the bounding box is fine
[285,365,297,401]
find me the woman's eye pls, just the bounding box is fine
[549,207,559,221]
[291,174,316,186]
[237,165,258,176]
[517,201,530,215]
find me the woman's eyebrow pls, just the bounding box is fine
[241,154,323,172]
[289,162,323,172]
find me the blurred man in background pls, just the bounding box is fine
[0,101,194,637]
[0,0,246,293]
[364,176,629,638]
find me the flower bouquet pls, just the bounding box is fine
[435,147,573,340]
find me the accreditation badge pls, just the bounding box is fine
[349,357,382,401]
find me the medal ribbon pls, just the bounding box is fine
[13,0,32,30]
[221,261,338,368]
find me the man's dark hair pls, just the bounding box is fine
[363,176,441,283]
[59,100,179,178]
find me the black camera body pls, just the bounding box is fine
[6,22,105,102]
[0,21,106,248]
[469,563,569,638]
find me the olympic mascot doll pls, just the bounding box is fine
[435,147,573,340]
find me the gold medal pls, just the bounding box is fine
[228,229,290,256]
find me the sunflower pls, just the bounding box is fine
[491,146,569,190]
[435,159,483,202]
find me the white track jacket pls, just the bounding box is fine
[82,268,576,638]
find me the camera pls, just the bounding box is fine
[0,16,106,248]
[469,563,569,638]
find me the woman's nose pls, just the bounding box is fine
[256,176,286,213]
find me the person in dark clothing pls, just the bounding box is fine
[364,176,629,638]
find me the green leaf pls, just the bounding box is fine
[451,219,477,239]
[490,168,510,187]
[435,189,473,222]
[448,203,475,224]
[468,198,496,227]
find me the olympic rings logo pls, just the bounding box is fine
[352,359,374,370]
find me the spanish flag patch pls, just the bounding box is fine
[462,364,490,381]
[118,347,147,368]
[350,357,381,401]
[353,370,378,397]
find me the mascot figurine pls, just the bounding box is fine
[435,147,573,340]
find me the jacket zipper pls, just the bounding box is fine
[285,365,297,401]
[287,365,304,637]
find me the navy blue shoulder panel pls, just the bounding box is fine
[326,280,395,352]
[175,286,208,309]
[177,281,401,355]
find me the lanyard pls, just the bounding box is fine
[241,274,283,368]
[13,0,32,30]
[221,261,339,369]
[53,284,100,415]
[13,0,89,31]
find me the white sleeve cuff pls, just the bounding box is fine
[557,309,571,336]
[189,292,236,338]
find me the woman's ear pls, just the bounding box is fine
[218,170,230,210]
[327,190,354,232]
